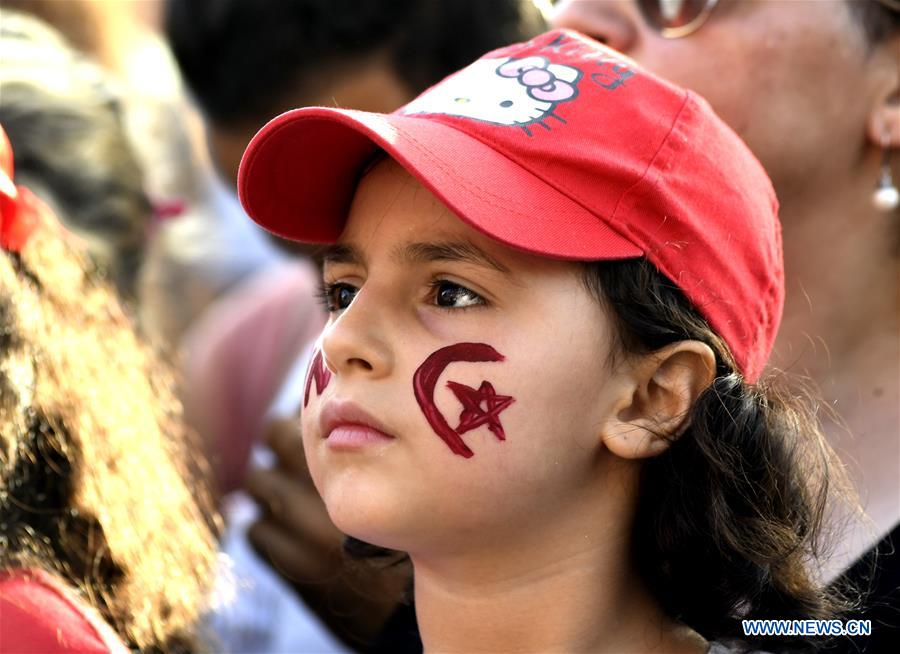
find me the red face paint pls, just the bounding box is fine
[446,380,514,441]
[303,349,332,408]
[412,343,515,458]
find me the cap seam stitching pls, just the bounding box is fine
[606,92,691,240]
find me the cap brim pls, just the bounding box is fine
[238,107,642,260]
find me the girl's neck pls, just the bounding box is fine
[409,506,706,654]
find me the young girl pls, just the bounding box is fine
[238,30,850,653]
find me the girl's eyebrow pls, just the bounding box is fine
[320,240,511,275]
[396,241,511,274]
[319,243,361,266]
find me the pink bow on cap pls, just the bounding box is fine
[496,56,577,103]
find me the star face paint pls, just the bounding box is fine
[303,349,332,408]
[447,380,514,441]
[412,343,515,458]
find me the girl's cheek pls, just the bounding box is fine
[414,304,499,342]
[300,405,318,441]
[302,348,332,410]
[411,341,517,460]
[299,394,327,489]
[414,307,458,340]
[299,346,330,438]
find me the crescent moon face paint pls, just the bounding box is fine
[412,343,515,458]
[303,349,332,408]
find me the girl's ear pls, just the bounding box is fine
[600,341,716,460]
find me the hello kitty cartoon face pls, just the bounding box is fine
[401,56,582,136]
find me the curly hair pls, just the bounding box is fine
[583,258,856,652]
[0,214,219,651]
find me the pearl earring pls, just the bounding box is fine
[873,133,899,212]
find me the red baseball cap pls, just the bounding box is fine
[238,29,782,382]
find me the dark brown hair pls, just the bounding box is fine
[0,218,219,651]
[165,0,545,128]
[848,0,900,46]
[584,258,853,652]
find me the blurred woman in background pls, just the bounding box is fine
[0,9,151,302]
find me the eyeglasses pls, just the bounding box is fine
[636,0,720,39]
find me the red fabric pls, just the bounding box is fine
[0,569,116,653]
[238,29,782,382]
[0,126,13,178]
[0,126,39,253]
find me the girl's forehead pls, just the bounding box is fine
[347,157,454,228]
[341,159,507,261]
[338,157,582,281]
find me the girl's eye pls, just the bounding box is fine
[318,282,358,312]
[432,280,485,309]
[318,280,484,312]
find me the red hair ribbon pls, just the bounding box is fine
[1,125,38,253]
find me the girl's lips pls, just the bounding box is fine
[319,399,396,450]
[326,424,395,450]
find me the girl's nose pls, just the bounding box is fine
[552,0,639,55]
[321,287,394,380]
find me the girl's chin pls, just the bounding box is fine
[323,490,458,556]
[328,513,415,554]
[320,484,413,548]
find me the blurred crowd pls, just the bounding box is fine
[0,1,897,653]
